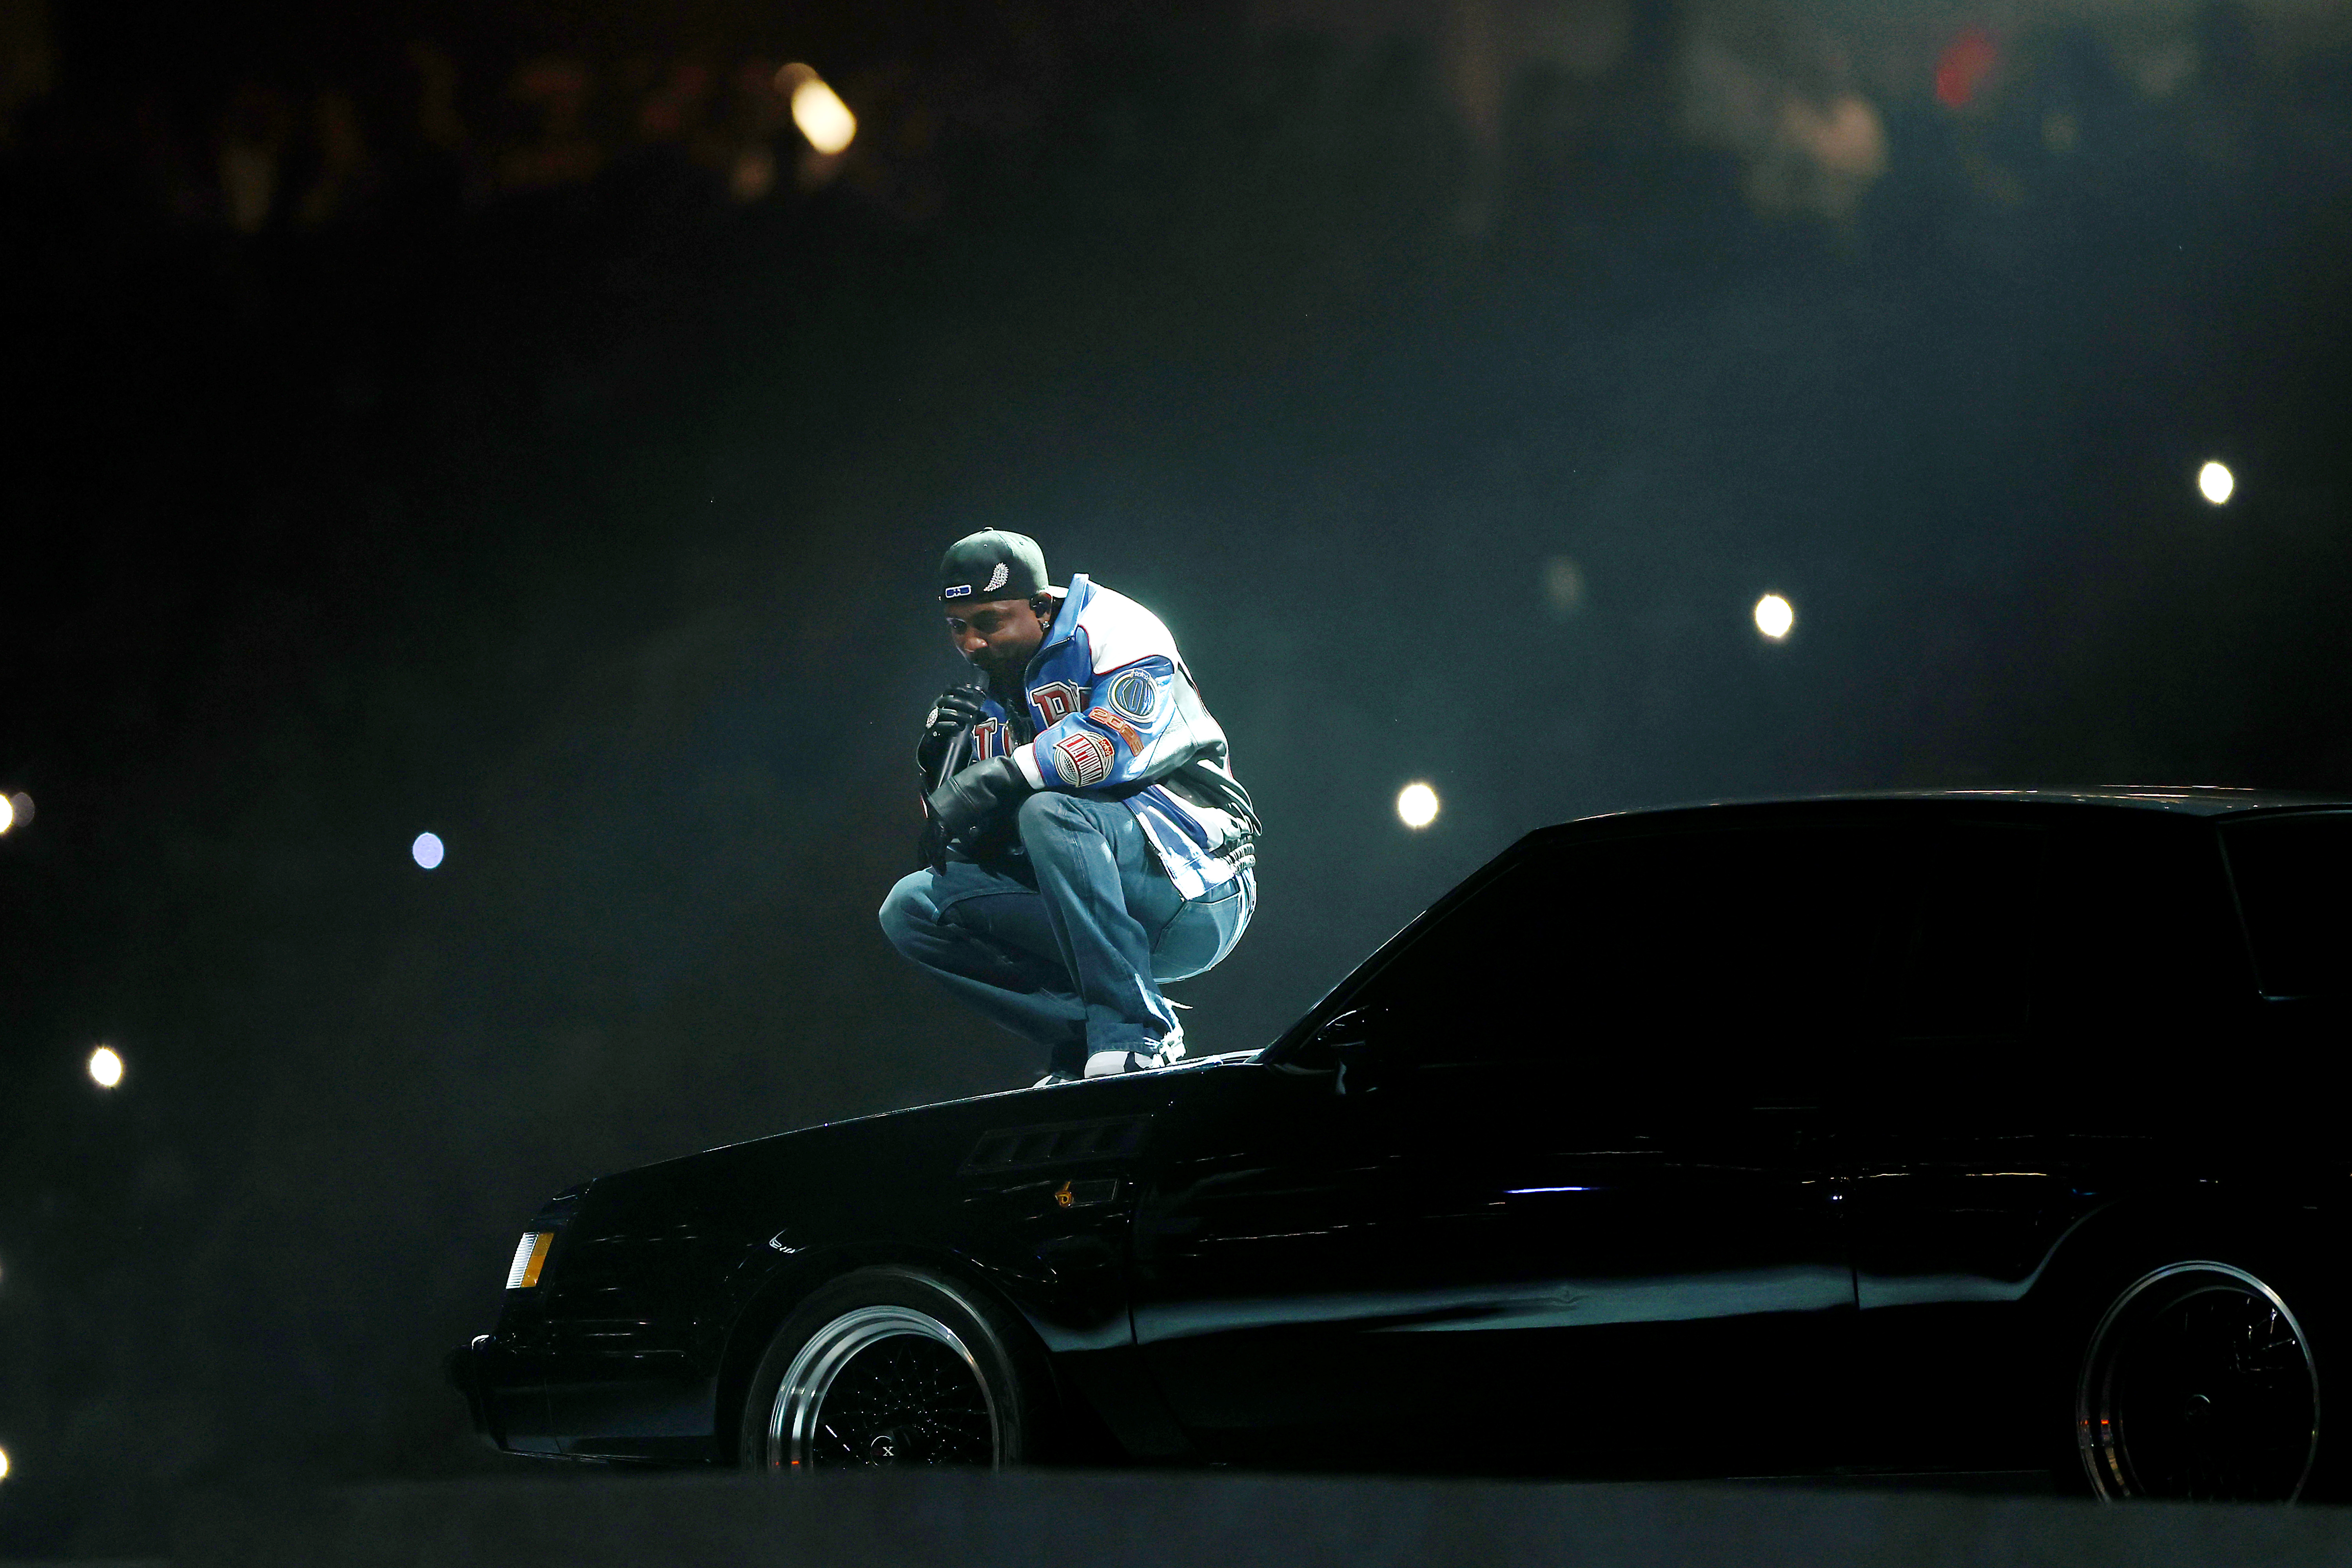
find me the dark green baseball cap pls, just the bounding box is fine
[938,529,1049,603]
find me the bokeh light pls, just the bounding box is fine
[1754,593,1794,639]
[1396,782,1439,829]
[0,1444,11,1481]
[2199,460,2235,505]
[1541,555,1586,620]
[781,66,857,155]
[88,1045,123,1089]
[1934,29,1998,108]
[0,794,11,834]
[412,832,445,870]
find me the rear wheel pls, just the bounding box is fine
[2074,1260,2321,1501]
[739,1265,1046,1472]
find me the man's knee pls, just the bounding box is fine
[1016,790,1111,858]
[1016,789,1088,834]
[878,871,938,955]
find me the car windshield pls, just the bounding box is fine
[2222,813,2352,998]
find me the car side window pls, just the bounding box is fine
[1878,820,2247,1098]
[2040,828,2243,1034]
[2222,812,2352,1000]
[1886,826,2045,1040]
[1349,824,1907,1104]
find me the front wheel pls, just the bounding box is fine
[739,1265,1046,1472]
[2074,1260,2321,1501]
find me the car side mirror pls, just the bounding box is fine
[1305,1007,1389,1096]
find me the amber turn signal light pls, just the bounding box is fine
[504,1231,554,1290]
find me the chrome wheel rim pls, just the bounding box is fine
[766,1305,999,1472]
[2076,1261,2319,1502]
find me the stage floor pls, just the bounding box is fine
[38,1467,2329,1568]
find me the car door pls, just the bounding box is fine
[1834,811,2255,1472]
[1130,816,1906,1477]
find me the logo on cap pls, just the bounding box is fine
[944,584,973,599]
[984,563,1009,591]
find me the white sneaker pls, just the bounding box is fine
[1084,1036,1185,1078]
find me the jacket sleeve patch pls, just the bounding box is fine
[1054,731,1116,787]
[1107,668,1159,721]
[1087,706,1146,753]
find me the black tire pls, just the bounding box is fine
[2065,1257,2323,1502]
[736,1264,1053,1473]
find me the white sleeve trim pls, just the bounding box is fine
[1013,742,1045,789]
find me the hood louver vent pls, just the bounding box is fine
[962,1115,1151,1174]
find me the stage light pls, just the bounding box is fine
[412,832,445,870]
[88,1045,123,1089]
[1397,782,1439,829]
[0,794,10,834]
[0,1445,11,1481]
[781,66,856,155]
[2199,461,2234,505]
[1754,593,1794,639]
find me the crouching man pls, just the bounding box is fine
[878,529,1260,1083]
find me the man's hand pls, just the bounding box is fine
[924,685,988,741]
[917,684,990,794]
[925,756,1031,850]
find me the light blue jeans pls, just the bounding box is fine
[879,791,1254,1073]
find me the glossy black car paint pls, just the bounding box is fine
[453,791,2352,1480]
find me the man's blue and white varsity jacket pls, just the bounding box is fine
[932,574,1259,899]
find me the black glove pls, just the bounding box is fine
[924,685,988,741]
[916,684,990,791]
[925,756,1032,852]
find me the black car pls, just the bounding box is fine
[452,789,2352,1501]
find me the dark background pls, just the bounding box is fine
[5,0,2352,1553]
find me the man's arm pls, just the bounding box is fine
[1011,654,1200,792]
[924,650,1212,853]
[925,755,1031,855]
[915,684,989,869]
